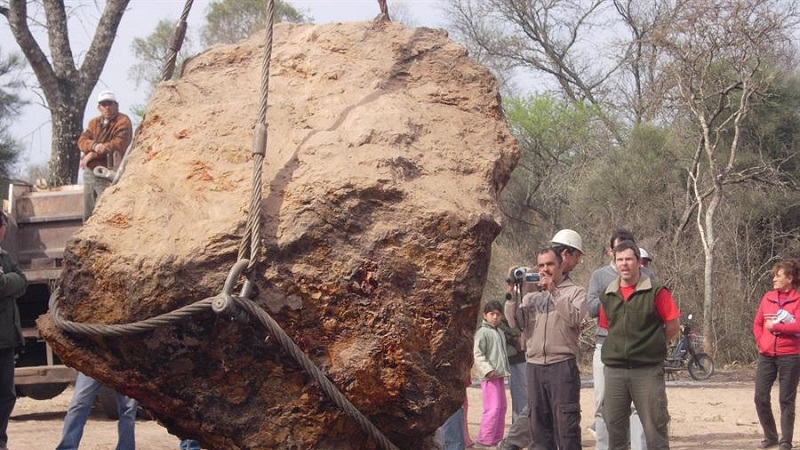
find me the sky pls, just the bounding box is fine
[2,0,449,173]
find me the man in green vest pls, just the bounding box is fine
[599,240,680,450]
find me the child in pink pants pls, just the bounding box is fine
[473,300,511,447]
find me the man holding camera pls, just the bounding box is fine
[498,229,584,450]
[506,247,587,450]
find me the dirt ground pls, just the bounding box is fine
[5,366,781,449]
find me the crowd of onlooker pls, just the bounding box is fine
[438,227,800,450]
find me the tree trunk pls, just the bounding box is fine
[702,187,722,357]
[49,101,85,185]
[1,0,131,186]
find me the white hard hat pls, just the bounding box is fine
[639,247,651,260]
[97,90,117,103]
[551,229,583,253]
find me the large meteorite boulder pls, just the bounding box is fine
[39,20,518,449]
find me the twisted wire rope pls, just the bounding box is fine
[236,0,273,274]
[159,0,194,81]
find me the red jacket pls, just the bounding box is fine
[753,288,800,357]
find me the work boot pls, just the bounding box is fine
[758,440,778,449]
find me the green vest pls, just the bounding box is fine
[600,276,667,368]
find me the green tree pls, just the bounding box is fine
[200,0,307,47]
[130,0,305,98]
[129,19,194,95]
[493,94,607,272]
[739,74,800,182]
[0,46,25,183]
[1,0,131,186]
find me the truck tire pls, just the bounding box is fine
[16,382,69,400]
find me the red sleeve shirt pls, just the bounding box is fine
[598,285,680,329]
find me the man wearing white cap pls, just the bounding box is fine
[61,90,137,450]
[77,90,132,221]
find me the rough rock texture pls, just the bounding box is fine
[39,20,518,449]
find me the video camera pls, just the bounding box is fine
[508,266,541,295]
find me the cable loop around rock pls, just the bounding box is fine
[48,284,401,450]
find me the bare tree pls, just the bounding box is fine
[653,0,800,355]
[385,2,416,26]
[445,0,629,141]
[0,0,130,186]
[610,0,678,125]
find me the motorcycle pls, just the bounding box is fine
[664,313,715,381]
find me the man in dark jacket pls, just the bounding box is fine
[587,229,655,450]
[0,211,28,450]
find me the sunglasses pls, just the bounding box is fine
[99,101,116,107]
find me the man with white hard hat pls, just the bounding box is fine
[551,229,584,275]
[640,248,652,268]
[77,90,133,221]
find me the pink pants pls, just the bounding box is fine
[477,377,507,445]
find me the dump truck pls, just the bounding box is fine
[4,181,81,400]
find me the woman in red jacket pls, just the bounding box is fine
[753,259,800,450]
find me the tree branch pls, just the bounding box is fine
[3,0,59,108]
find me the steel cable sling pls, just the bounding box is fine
[51,1,402,449]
